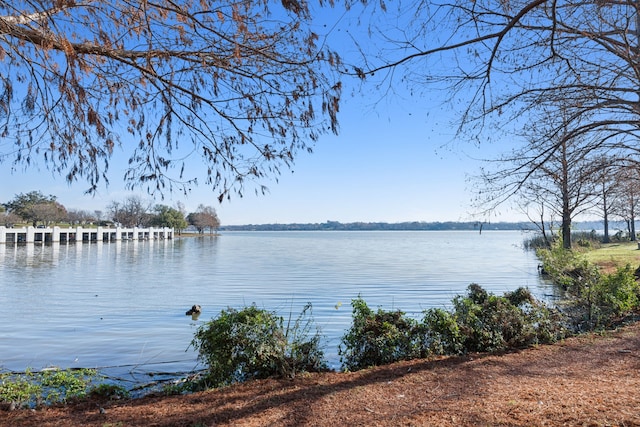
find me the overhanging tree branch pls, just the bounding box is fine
[0,1,343,199]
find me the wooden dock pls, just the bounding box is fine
[0,226,174,244]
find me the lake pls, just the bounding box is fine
[0,230,552,387]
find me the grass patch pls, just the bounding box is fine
[0,368,102,408]
[582,242,640,273]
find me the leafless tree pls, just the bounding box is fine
[67,208,97,225]
[0,1,343,199]
[516,195,557,248]
[608,166,640,240]
[476,112,609,248]
[31,201,67,226]
[598,166,616,244]
[357,0,640,132]
[1,210,20,227]
[108,196,152,227]
[187,204,220,234]
[353,0,640,223]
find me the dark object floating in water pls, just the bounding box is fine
[186,305,202,316]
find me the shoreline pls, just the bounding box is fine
[4,320,639,426]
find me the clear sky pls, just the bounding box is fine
[0,92,525,226]
[0,5,529,226]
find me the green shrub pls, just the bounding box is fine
[339,297,423,371]
[538,241,640,330]
[596,265,639,315]
[450,284,566,353]
[161,381,195,396]
[523,233,552,250]
[88,383,130,400]
[452,284,517,352]
[571,265,640,330]
[504,287,568,346]
[524,231,602,251]
[191,303,326,387]
[340,287,566,370]
[421,308,464,355]
[537,245,599,293]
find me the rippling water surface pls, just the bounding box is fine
[0,230,550,382]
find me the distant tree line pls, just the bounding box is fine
[0,191,219,234]
[219,221,538,232]
[219,221,627,232]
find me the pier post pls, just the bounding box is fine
[26,226,35,243]
[52,226,61,242]
[61,228,70,243]
[0,226,5,244]
[97,227,104,242]
[133,227,139,240]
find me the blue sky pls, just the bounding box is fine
[0,5,528,226]
[0,91,522,225]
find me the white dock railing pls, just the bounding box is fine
[0,226,174,244]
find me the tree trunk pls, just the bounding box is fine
[561,139,572,249]
[562,211,572,249]
[602,181,610,243]
[630,194,636,241]
[539,208,552,248]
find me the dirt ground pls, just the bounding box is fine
[2,322,640,427]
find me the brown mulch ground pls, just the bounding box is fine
[3,322,640,427]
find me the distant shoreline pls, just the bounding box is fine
[218,220,526,232]
[217,220,610,232]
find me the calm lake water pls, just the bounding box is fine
[0,231,552,386]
